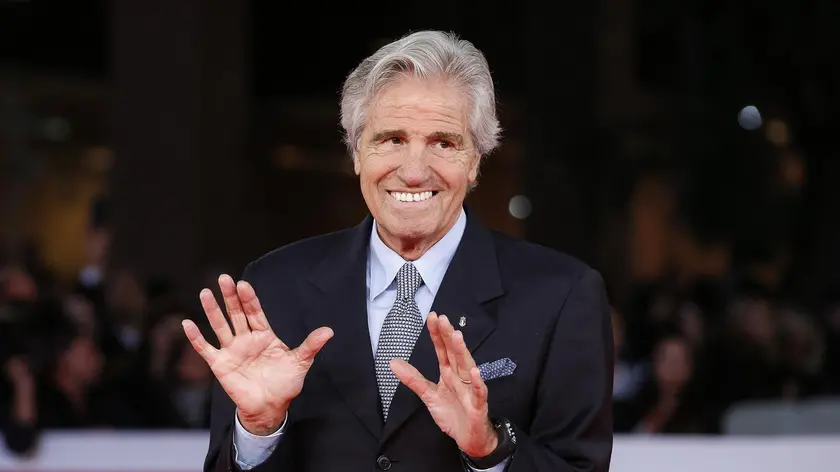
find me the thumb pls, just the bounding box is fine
[391,358,435,402]
[293,326,334,366]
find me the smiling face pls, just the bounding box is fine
[354,76,480,259]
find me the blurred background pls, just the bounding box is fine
[1,0,839,470]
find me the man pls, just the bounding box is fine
[183,30,613,472]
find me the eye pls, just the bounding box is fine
[384,137,403,145]
[435,140,453,149]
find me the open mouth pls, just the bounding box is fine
[388,190,439,203]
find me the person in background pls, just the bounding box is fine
[0,265,41,455]
[775,308,825,399]
[1,357,38,455]
[703,296,785,419]
[36,327,106,428]
[164,337,213,428]
[615,333,709,433]
[140,311,214,429]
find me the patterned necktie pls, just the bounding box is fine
[375,261,424,420]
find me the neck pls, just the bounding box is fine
[379,232,441,261]
[377,211,460,260]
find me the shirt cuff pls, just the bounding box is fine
[232,410,287,470]
[464,455,511,472]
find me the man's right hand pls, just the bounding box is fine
[183,274,333,435]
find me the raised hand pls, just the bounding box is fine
[390,312,497,458]
[182,274,333,435]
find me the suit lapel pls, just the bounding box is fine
[301,216,383,440]
[381,207,505,444]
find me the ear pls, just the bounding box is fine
[353,152,361,175]
[467,154,481,184]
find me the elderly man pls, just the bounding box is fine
[183,30,613,472]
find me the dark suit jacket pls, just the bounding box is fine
[206,209,613,472]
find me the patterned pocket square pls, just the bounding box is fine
[477,358,517,382]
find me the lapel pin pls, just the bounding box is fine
[458,316,467,328]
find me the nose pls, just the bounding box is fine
[396,142,430,186]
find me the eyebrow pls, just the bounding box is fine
[429,131,464,147]
[369,129,465,147]
[370,129,404,143]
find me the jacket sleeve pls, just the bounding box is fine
[505,268,614,472]
[204,378,238,472]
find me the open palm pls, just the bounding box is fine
[390,313,497,458]
[183,275,333,433]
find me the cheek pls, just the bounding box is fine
[360,157,396,187]
[442,155,479,185]
[436,158,475,189]
[360,166,380,188]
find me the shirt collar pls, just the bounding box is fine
[368,208,467,301]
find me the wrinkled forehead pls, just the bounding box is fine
[364,76,472,138]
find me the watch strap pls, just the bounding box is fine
[463,418,516,469]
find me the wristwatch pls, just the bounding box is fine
[462,417,517,469]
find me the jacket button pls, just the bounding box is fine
[376,454,392,470]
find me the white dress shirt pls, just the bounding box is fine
[232,208,508,471]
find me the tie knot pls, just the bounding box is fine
[396,262,423,300]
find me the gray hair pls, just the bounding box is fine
[340,30,501,158]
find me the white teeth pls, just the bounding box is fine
[390,191,434,202]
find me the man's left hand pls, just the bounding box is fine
[390,312,498,458]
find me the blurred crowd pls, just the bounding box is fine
[612,278,840,434]
[0,214,214,456]
[3,200,840,457]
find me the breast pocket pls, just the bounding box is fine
[484,372,520,407]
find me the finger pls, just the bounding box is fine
[450,329,477,374]
[182,319,218,364]
[438,315,462,377]
[292,327,334,365]
[236,280,271,331]
[426,312,449,367]
[200,288,234,347]
[468,367,488,410]
[438,363,466,393]
[219,275,249,336]
[391,358,436,403]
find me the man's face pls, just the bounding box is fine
[354,76,480,255]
